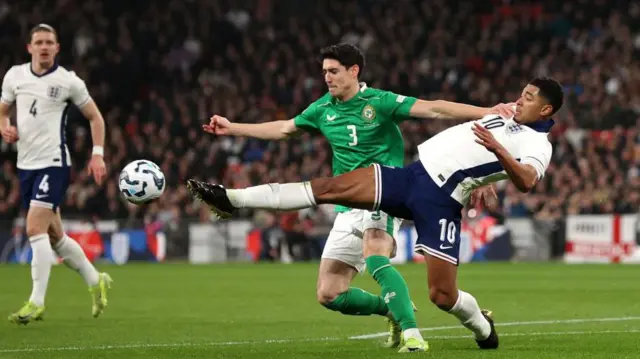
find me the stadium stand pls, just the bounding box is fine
[0,0,638,229]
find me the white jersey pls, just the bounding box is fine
[418,114,553,205]
[1,63,91,170]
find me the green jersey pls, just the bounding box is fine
[293,84,418,212]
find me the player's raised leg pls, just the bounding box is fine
[8,204,54,324]
[48,210,113,318]
[186,166,378,216]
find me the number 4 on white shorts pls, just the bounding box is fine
[39,174,50,193]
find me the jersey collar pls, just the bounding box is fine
[332,82,368,104]
[525,119,555,133]
[30,62,59,77]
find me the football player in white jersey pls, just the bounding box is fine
[0,24,112,324]
[186,77,564,351]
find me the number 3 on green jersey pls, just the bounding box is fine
[293,84,417,176]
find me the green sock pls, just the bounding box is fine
[366,255,417,330]
[323,287,389,316]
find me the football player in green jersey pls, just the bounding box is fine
[200,43,513,353]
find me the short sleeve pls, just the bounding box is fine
[377,90,418,122]
[293,101,320,131]
[519,136,552,180]
[68,72,92,108]
[1,67,16,105]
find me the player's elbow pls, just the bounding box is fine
[0,102,11,117]
[516,177,537,193]
[410,100,440,119]
[514,165,539,193]
[279,120,297,139]
[516,183,533,193]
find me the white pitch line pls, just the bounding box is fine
[349,315,640,339]
[1,316,639,354]
[422,329,640,340]
[0,337,342,354]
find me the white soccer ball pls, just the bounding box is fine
[118,160,166,204]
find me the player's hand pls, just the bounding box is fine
[470,184,498,208]
[473,123,503,153]
[203,115,233,136]
[1,125,19,143]
[88,155,106,186]
[489,103,515,119]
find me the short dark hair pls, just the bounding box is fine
[320,43,365,78]
[29,24,58,43]
[529,77,564,115]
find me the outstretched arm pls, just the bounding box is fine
[409,100,514,121]
[204,115,300,140]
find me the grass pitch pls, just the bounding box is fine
[1,262,639,358]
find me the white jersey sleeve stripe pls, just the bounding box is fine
[521,157,545,179]
[441,160,516,195]
[59,104,70,167]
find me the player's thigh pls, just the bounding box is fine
[26,206,56,237]
[411,203,462,307]
[319,212,366,274]
[376,163,421,220]
[23,167,69,236]
[311,167,376,209]
[362,210,402,258]
[18,169,36,212]
[317,212,363,300]
[24,167,70,211]
[412,203,462,267]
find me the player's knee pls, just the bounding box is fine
[310,177,340,202]
[429,285,457,311]
[316,287,341,307]
[363,229,394,257]
[26,220,48,238]
[26,207,55,238]
[47,226,63,243]
[312,177,359,203]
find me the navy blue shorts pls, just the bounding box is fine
[18,167,70,212]
[373,161,464,265]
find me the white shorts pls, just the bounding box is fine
[321,209,403,273]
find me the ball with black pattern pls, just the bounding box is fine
[118,160,166,204]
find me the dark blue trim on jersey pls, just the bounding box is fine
[441,159,520,195]
[30,62,59,77]
[60,102,70,167]
[525,119,554,133]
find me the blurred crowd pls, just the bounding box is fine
[0,0,638,225]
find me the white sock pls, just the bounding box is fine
[449,290,492,340]
[54,235,100,286]
[28,234,54,307]
[402,328,424,342]
[227,182,316,210]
